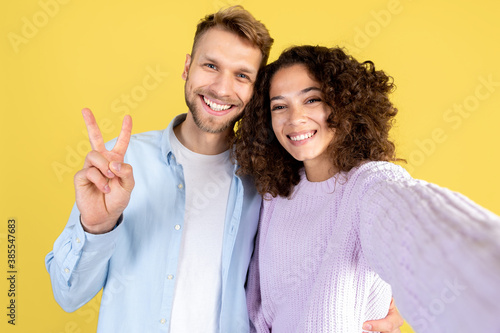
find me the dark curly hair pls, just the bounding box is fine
[233,45,403,197]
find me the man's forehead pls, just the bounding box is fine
[192,27,262,69]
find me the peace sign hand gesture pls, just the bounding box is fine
[74,108,135,234]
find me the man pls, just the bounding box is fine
[46,6,402,332]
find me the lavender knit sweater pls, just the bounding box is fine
[246,161,500,333]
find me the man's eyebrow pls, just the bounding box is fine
[238,66,257,76]
[201,55,218,65]
[270,87,322,102]
[201,55,257,77]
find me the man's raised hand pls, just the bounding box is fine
[74,108,135,234]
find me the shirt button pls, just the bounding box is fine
[76,237,81,243]
[160,318,166,324]
[167,274,174,280]
[174,224,181,230]
[64,268,70,273]
[178,183,183,189]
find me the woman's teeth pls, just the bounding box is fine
[289,131,315,141]
[203,96,232,111]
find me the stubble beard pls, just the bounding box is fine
[184,89,242,134]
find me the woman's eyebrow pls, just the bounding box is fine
[270,87,321,102]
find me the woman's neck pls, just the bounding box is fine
[303,157,337,182]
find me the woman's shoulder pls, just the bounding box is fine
[348,161,412,183]
[344,161,417,197]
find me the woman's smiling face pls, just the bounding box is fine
[270,64,336,178]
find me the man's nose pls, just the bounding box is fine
[210,72,233,97]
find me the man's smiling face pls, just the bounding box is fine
[182,27,262,134]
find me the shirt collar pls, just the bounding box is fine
[161,113,187,165]
[160,113,240,172]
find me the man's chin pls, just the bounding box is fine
[192,113,233,134]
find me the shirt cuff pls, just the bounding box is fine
[77,215,123,253]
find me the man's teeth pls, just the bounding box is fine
[290,132,315,141]
[203,96,232,111]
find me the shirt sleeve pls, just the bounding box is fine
[356,163,500,332]
[45,203,122,312]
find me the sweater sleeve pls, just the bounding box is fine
[45,203,121,312]
[356,162,500,332]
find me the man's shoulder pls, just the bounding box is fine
[129,129,165,145]
[104,128,166,151]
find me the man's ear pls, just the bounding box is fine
[182,54,191,81]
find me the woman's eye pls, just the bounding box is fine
[306,98,321,104]
[271,105,285,111]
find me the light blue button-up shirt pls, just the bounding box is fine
[45,114,261,332]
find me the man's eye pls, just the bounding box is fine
[237,73,249,79]
[205,64,216,69]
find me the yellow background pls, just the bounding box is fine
[1,0,499,332]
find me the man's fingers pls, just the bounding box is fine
[83,150,115,179]
[109,162,135,192]
[75,167,110,194]
[362,312,403,333]
[82,110,133,159]
[74,161,134,195]
[112,115,132,157]
[82,108,106,151]
[362,298,404,332]
[362,321,395,332]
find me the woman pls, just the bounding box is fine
[234,46,500,332]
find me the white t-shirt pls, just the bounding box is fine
[169,130,233,333]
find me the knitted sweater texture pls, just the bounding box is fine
[246,161,500,333]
